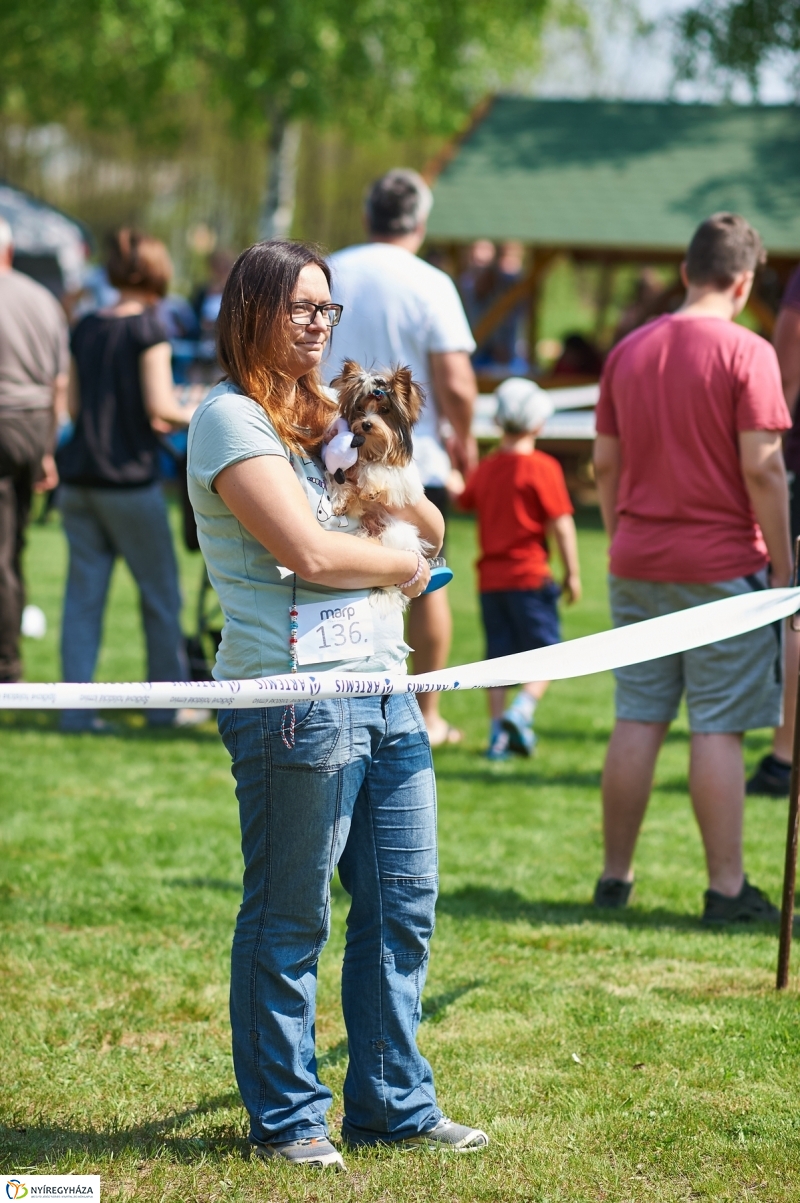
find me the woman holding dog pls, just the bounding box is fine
[187,240,488,1170]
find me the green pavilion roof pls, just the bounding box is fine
[427,97,800,257]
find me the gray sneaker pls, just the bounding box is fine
[252,1135,346,1170]
[399,1117,489,1151]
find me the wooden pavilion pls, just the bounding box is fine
[426,97,800,378]
[425,98,800,498]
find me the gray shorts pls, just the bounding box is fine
[609,574,783,734]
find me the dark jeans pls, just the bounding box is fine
[59,483,188,729]
[0,409,51,681]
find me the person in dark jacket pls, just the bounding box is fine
[57,229,200,731]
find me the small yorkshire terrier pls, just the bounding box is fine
[323,360,428,608]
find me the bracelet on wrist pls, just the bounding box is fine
[397,551,425,590]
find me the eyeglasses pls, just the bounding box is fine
[289,301,343,327]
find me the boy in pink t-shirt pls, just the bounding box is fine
[593,212,792,925]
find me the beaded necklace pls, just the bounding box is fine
[280,574,299,749]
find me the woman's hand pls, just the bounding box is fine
[399,552,431,600]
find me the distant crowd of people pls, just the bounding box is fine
[2,166,800,1165]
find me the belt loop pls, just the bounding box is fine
[381,693,389,719]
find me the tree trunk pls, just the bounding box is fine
[258,114,302,241]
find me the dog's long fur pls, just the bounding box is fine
[326,360,428,609]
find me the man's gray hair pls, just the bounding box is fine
[364,169,433,236]
[0,217,13,253]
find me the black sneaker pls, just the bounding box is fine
[593,877,633,909]
[702,877,780,925]
[746,754,791,798]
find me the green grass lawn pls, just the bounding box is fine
[2,503,799,1202]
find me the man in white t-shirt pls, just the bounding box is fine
[325,169,477,745]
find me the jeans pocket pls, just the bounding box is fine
[266,698,350,771]
[402,693,430,743]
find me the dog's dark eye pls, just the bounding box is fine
[379,405,390,414]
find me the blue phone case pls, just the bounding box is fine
[423,561,454,594]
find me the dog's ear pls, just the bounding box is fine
[388,365,425,427]
[329,359,364,392]
[330,359,365,422]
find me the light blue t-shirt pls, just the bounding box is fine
[186,382,410,681]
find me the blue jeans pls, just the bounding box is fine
[59,483,188,730]
[218,694,441,1147]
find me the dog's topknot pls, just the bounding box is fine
[331,360,424,465]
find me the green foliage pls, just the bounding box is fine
[194,0,553,136]
[2,506,800,1199]
[675,0,800,94]
[0,0,567,148]
[0,0,191,138]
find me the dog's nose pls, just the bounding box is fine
[350,433,366,448]
[361,420,372,432]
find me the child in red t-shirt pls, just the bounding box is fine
[456,378,581,760]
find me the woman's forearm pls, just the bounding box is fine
[141,343,197,427]
[215,454,423,589]
[295,532,420,589]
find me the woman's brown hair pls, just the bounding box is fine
[216,240,337,453]
[107,229,172,297]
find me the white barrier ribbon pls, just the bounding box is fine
[2,586,798,710]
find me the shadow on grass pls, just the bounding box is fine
[422,980,483,1022]
[317,1037,349,1070]
[0,710,220,741]
[0,1092,248,1167]
[436,885,778,938]
[433,765,603,789]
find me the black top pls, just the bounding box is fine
[57,308,167,488]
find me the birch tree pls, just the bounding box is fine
[675,0,800,95]
[0,0,569,238]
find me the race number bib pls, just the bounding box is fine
[295,596,374,665]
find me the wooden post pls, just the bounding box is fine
[777,537,800,989]
[593,259,614,342]
[472,248,558,353]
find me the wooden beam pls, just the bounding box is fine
[593,260,615,339]
[423,95,495,185]
[473,249,558,348]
